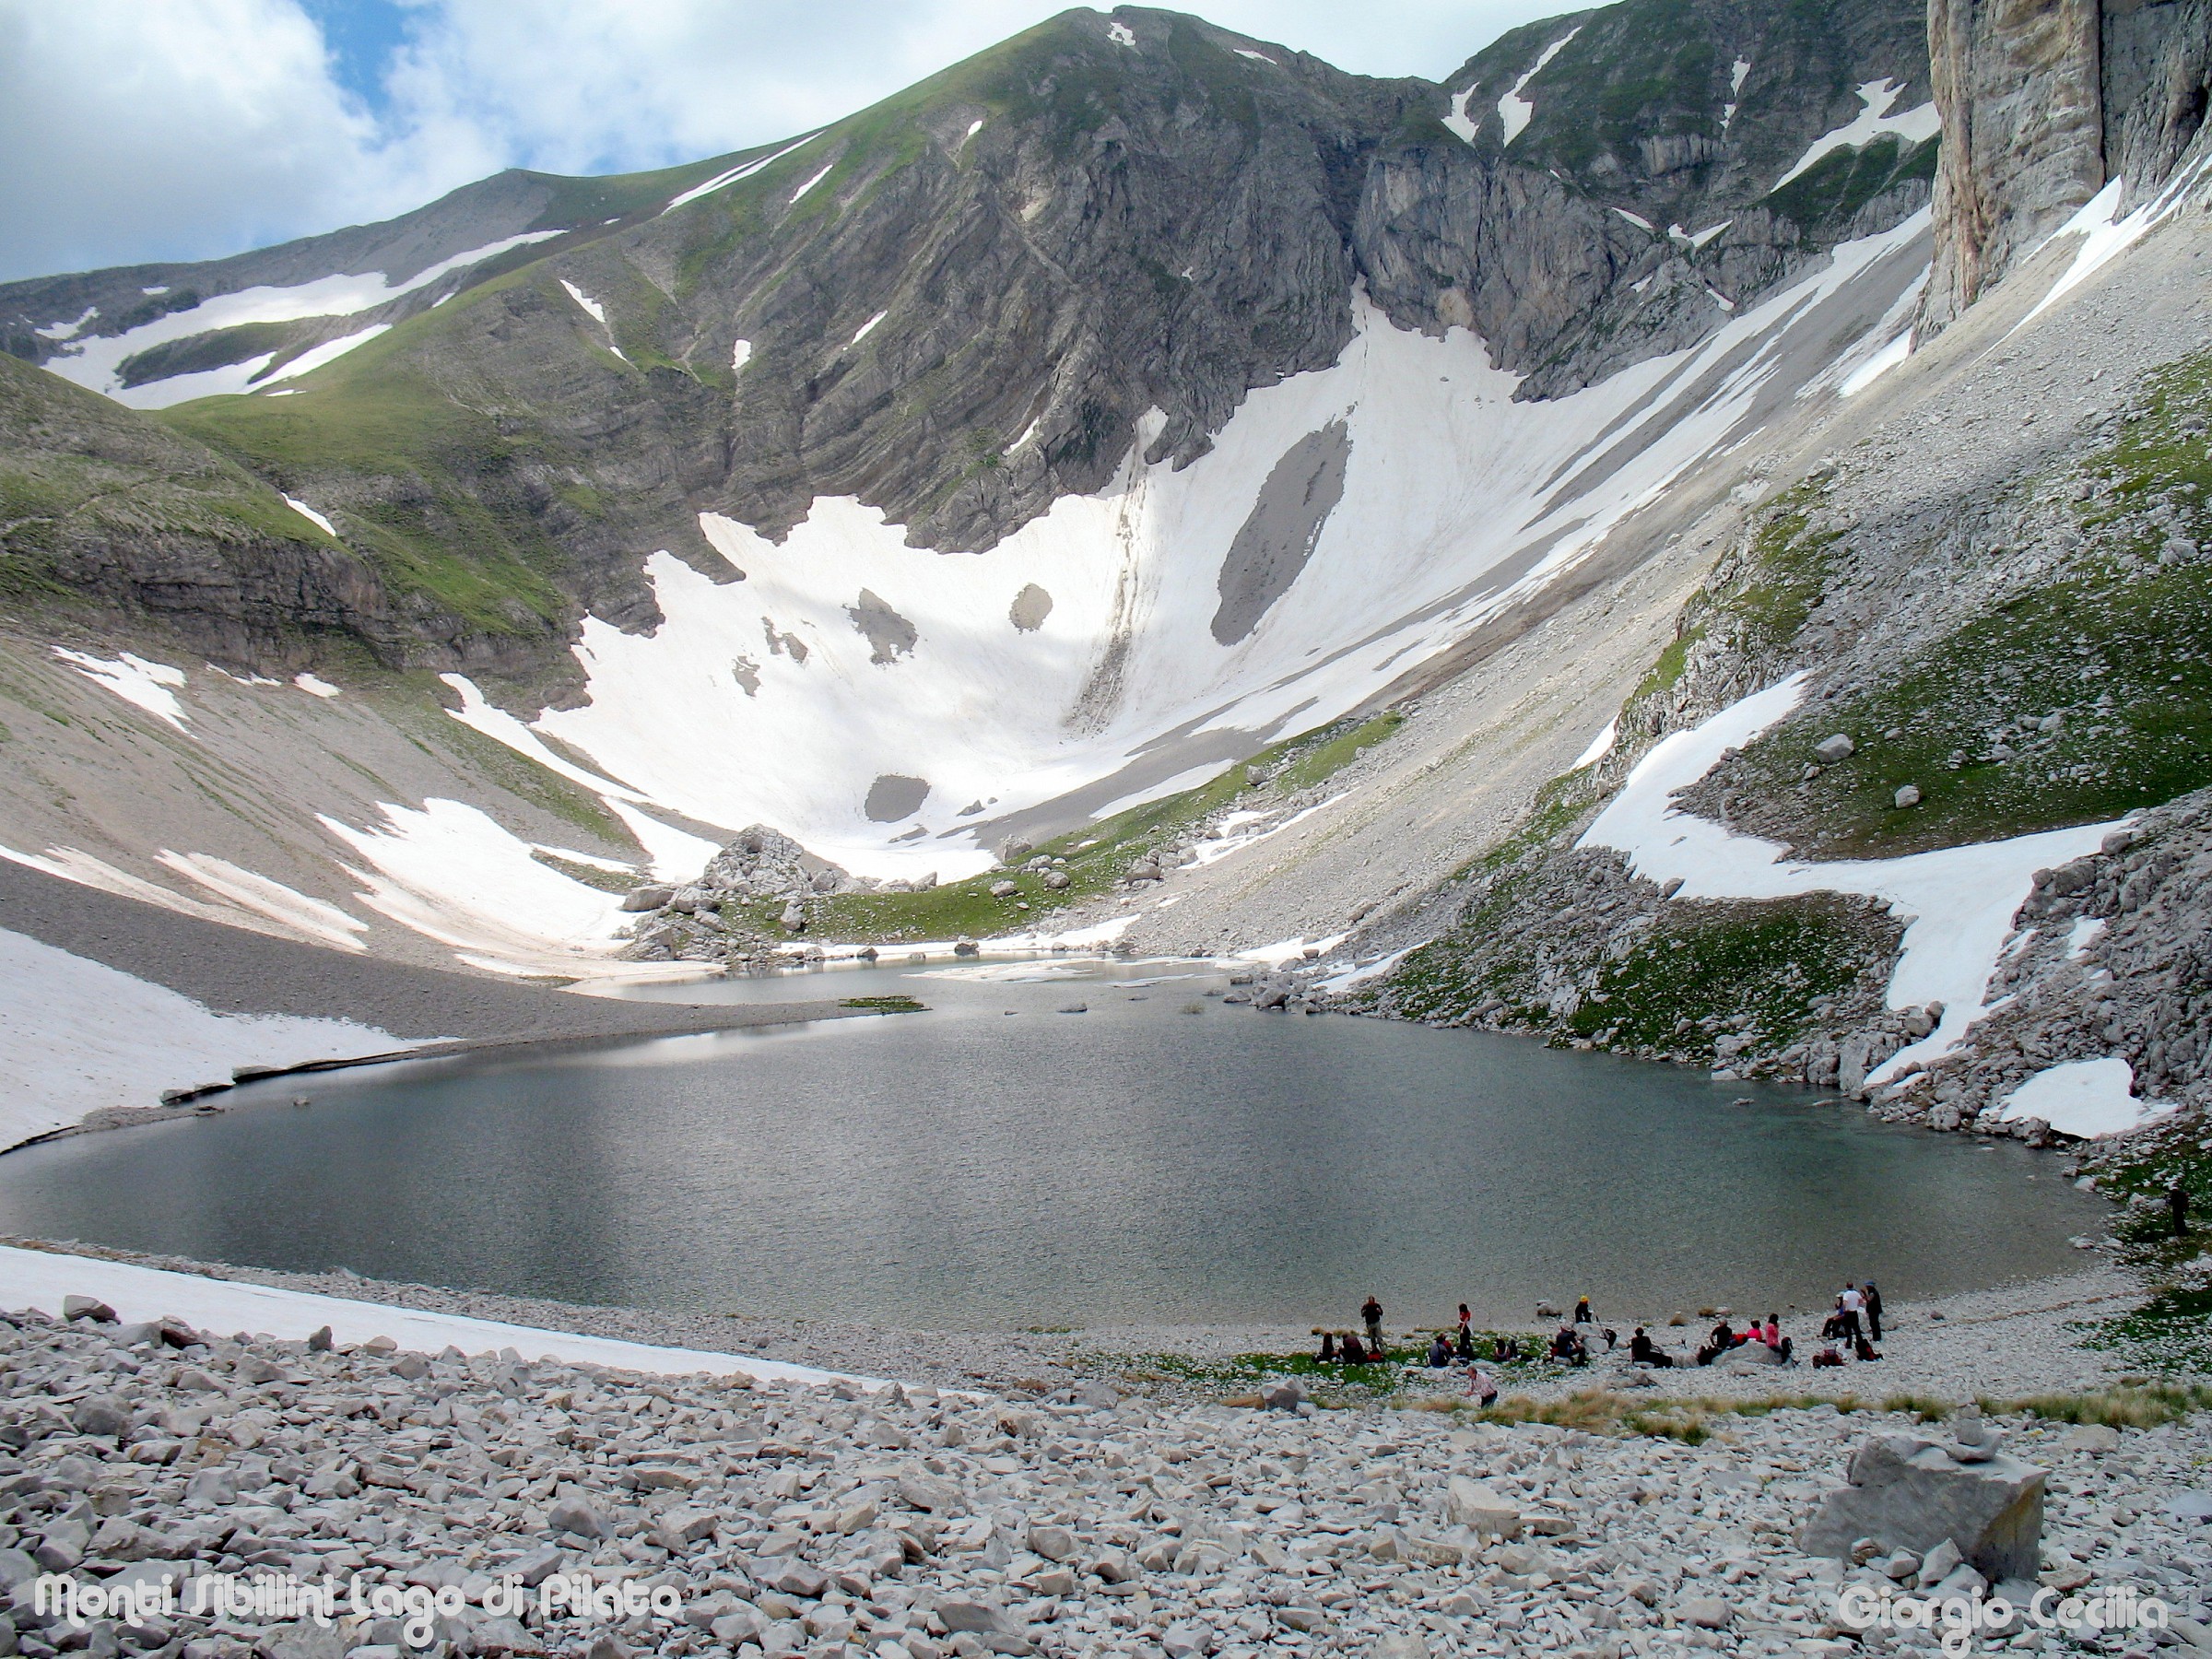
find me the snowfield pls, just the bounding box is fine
[457,216,1935,897]
[1576,678,2163,1130]
[0,1247,860,1387]
[0,928,416,1146]
[39,232,563,407]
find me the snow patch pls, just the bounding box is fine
[1235,48,1276,65]
[2065,915,2106,959]
[293,672,340,698]
[154,852,365,951]
[0,1245,867,1387]
[53,649,190,732]
[850,310,888,347]
[1107,20,1136,47]
[559,280,629,363]
[2012,147,2212,335]
[262,324,389,385]
[1578,676,2123,1082]
[1317,943,1425,994]
[1841,329,1914,395]
[0,928,406,1144]
[731,338,752,374]
[2000,1057,2174,1140]
[1723,55,1751,130]
[660,134,820,215]
[282,494,336,536]
[1571,718,1618,771]
[1236,932,1349,967]
[1498,27,1582,147]
[1771,79,1938,194]
[439,674,649,803]
[1673,221,1731,251]
[320,799,631,972]
[788,163,835,206]
[965,119,983,139]
[1614,208,1653,231]
[46,231,563,408]
[1442,86,1482,145]
[35,306,96,342]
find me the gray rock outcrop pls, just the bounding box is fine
[1798,1431,2046,1583]
[1922,0,2212,335]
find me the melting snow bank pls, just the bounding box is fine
[2000,1057,2176,1141]
[0,928,417,1147]
[0,1247,863,1387]
[1578,677,2124,1095]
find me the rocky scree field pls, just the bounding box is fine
[4,1293,2211,1659]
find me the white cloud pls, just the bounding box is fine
[0,0,1572,285]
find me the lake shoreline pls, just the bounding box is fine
[0,1234,2147,1407]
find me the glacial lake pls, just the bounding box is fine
[0,958,2111,1331]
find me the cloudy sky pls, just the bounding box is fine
[0,0,1570,284]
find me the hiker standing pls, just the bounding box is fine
[2173,1182,2192,1238]
[1864,1281,1884,1343]
[1839,1283,1865,1342]
[1361,1295,1384,1354]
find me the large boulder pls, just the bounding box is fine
[1444,1477,1524,1538]
[1798,1432,2045,1583]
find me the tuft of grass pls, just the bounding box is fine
[1989,1382,2212,1428]
[838,994,925,1013]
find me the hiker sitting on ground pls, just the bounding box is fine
[1759,1314,1794,1363]
[1629,1326,1674,1369]
[1550,1324,1588,1365]
[1341,1332,1369,1364]
[1492,1335,1518,1363]
[1854,1334,1882,1362]
[1600,1326,1618,1351]
[1427,1333,1453,1368]
[1695,1321,1737,1366]
[1821,1303,1848,1342]
[1812,1345,1845,1369]
[1315,1329,1336,1363]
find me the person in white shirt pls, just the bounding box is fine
[1840,1284,1865,1342]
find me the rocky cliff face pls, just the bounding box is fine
[1922,0,2212,335]
[0,0,1933,696]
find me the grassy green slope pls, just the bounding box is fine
[0,352,331,607]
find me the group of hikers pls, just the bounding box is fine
[1314,1282,1889,1384]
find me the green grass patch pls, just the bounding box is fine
[161,293,578,641]
[1559,894,1897,1049]
[1759,134,1937,232]
[1701,559,2212,856]
[839,994,925,1013]
[398,690,636,846]
[530,849,637,894]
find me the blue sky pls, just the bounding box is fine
[297,0,417,112]
[0,0,1571,283]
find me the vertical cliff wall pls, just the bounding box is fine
[1922,0,2212,335]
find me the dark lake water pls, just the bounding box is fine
[0,957,2108,1331]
